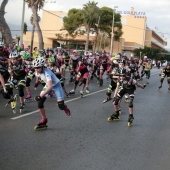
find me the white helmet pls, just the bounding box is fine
[115,54,120,60]
[33,57,45,67]
[144,56,147,59]
[9,51,19,58]
[84,51,89,56]
[0,41,4,47]
[20,51,25,56]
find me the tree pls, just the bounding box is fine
[133,46,168,60]
[25,0,44,49]
[30,14,41,53]
[0,0,12,44]
[63,3,123,51]
[82,1,99,50]
[24,22,28,34]
[63,8,83,36]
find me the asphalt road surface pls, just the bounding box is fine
[1,67,170,170]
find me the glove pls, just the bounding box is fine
[143,84,146,89]
[34,82,39,89]
[35,96,41,101]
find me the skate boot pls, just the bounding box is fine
[85,86,90,94]
[24,94,33,102]
[69,89,75,95]
[34,118,48,131]
[102,97,112,103]
[79,81,83,86]
[80,90,84,98]
[128,114,134,127]
[9,94,17,114]
[65,92,70,98]
[118,107,121,114]
[50,92,55,98]
[20,103,25,114]
[108,112,120,122]
[158,84,162,90]
[64,107,71,117]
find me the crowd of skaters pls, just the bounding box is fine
[0,41,170,129]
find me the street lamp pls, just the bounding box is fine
[20,0,26,46]
[110,6,118,55]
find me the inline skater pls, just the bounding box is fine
[108,72,146,126]
[33,57,71,130]
[158,62,170,92]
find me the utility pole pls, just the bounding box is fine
[20,0,25,45]
[110,6,118,55]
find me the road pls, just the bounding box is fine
[1,67,170,170]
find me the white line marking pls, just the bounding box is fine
[11,88,107,120]
[11,71,159,120]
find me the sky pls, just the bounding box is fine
[3,0,170,49]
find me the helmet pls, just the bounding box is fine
[0,41,4,47]
[119,67,126,75]
[49,49,54,54]
[84,51,89,56]
[39,49,45,54]
[33,57,45,67]
[73,50,77,53]
[9,51,19,58]
[144,56,147,59]
[22,52,31,60]
[102,50,106,54]
[20,51,25,56]
[115,54,120,60]
[48,57,55,63]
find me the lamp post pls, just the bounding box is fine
[20,0,25,46]
[110,6,118,55]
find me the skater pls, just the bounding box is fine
[32,57,71,130]
[108,73,146,126]
[7,51,26,113]
[158,62,170,91]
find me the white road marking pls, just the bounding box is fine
[11,71,159,120]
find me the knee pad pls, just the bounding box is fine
[38,97,46,108]
[129,97,134,108]
[160,78,164,83]
[167,77,170,84]
[114,96,120,105]
[106,91,111,97]
[82,78,86,84]
[58,100,66,110]
[75,80,79,86]
[26,77,31,87]
[18,85,24,97]
[2,92,11,99]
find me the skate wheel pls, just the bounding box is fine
[34,125,48,131]
[128,122,133,127]
[13,109,17,114]
[107,117,112,122]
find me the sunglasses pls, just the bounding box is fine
[34,67,42,69]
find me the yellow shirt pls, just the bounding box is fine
[33,51,39,59]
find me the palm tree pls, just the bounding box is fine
[0,0,12,44]
[82,1,99,51]
[30,14,41,53]
[25,0,44,49]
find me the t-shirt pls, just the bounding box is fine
[35,68,60,86]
